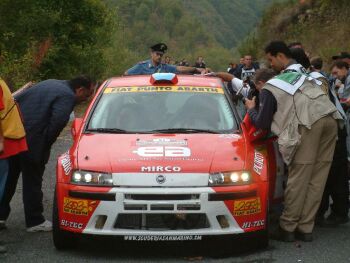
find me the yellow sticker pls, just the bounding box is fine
[233,198,261,216]
[63,197,96,216]
[104,86,224,94]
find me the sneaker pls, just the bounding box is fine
[0,220,6,230]
[26,220,52,232]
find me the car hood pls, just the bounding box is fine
[76,133,246,173]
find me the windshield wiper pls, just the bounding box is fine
[85,128,131,134]
[148,128,219,134]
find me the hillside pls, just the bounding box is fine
[237,0,350,66]
[183,0,276,49]
[105,0,278,70]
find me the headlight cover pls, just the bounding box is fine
[71,170,113,186]
[208,171,251,186]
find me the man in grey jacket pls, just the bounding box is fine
[0,76,93,232]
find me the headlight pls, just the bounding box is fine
[208,171,251,186]
[71,170,113,186]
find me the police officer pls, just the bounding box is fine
[125,43,206,75]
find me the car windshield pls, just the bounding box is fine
[87,86,238,133]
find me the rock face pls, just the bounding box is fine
[239,0,350,66]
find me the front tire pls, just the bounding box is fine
[52,189,78,250]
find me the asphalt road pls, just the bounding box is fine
[1,125,350,263]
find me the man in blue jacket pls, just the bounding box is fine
[0,76,93,232]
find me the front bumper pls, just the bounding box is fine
[57,183,267,237]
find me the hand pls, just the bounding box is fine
[195,68,206,74]
[203,72,217,77]
[204,67,212,73]
[244,96,256,110]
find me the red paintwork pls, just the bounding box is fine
[75,134,245,174]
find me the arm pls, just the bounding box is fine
[176,66,206,74]
[46,95,75,146]
[215,72,234,82]
[246,89,277,130]
[214,72,249,95]
[124,64,142,76]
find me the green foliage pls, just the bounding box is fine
[0,0,127,88]
[237,33,260,59]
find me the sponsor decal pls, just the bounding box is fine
[60,219,83,229]
[141,166,181,172]
[63,197,96,216]
[241,220,265,229]
[233,198,261,216]
[218,134,240,139]
[124,235,202,241]
[136,138,187,146]
[104,86,223,94]
[61,152,72,175]
[253,150,264,175]
[133,146,191,157]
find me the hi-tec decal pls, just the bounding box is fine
[141,166,181,172]
[241,220,265,229]
[133,146,191,157]
[233,198,261,216]
[63,197,96,216]
[61,152,72,175]
[104,86,224,94]
[136,138,187,146]
[60,220,83,229]
[253,150,264,175]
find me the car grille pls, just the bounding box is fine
[125,194,199,200]
[114,213,210,230]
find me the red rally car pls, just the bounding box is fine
[53,73,286,249]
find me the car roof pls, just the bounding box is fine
[105,75,224,88]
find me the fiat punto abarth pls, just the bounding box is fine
[53,73,285,249]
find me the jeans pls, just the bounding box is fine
[0,159,9,202]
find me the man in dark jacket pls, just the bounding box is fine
[0,76,93,232]
[234,54,259,80]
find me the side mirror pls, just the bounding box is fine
[71,118,83,138]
